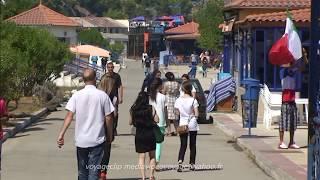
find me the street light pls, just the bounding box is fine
[307,0,320,179]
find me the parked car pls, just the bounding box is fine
[163,78,213,124]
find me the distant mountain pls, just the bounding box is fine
[1,0,203,20]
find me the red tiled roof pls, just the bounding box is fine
[6,4,79,26]
[165,22,199,34]
[225,0,310,9]
[239,8,310,23]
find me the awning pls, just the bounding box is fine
[70,45,110,57]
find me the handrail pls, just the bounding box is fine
[64,58,104,80]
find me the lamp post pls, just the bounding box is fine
[307,0,320,179]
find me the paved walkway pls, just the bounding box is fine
[2,60,272,180]
[163,65,308,180]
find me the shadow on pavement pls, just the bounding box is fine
[260,150,304,153]
[40,118,64,122]
[30,122,53,126]
[10,134,30,138]
[117,134,134,136]
[238,135,277,139]
[21,127,45,133]
[197,133,213,136]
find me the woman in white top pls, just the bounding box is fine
[180,74,196,97]
[149,78,168,165]
[174,80,199,172]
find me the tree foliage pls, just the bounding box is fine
[0,22,71,100]
[78,28,108,47]
[195,0,224,50]
[109,42,125,56]
[1,0,198,20]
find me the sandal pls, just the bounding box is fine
[150,176,155,180]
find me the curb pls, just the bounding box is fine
[214,118,296,180]
[2,108,48,143]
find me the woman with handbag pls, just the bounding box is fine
[149,78,168,168]
[129,91,159,180]
[174,81,199,172]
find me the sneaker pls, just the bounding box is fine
[177,163,183,172]
[190,164,195,171]
[278,142,288,149]
[289,143,300,149]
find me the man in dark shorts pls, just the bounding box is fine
[106,61,123,136]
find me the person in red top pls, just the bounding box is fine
[278,59,306,149]
[0,97,8,171]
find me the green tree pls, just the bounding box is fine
[195,0,224,50]
[0,22,71,99]
[78,28,108,47]
[108,42,125,55]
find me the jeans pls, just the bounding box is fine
[178,131,197,164]
[77,142,105,180]
[156,127,166,162]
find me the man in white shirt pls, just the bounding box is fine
[57,69,114,180]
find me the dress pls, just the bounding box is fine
[164,81,180,120]
[133,106,156,153]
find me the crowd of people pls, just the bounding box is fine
[1,49,305,180]
[56,58,199,180]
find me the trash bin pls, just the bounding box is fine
[242,78,260,101]
[241,78,260,128]
[241,96,258,128]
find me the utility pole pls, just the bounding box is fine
[307,0,320,179]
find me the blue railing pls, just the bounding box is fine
[64,58,104,80]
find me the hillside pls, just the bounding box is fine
[1,0,203,20]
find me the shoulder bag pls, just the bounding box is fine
[152,108,164,143]
[176,98,195,135]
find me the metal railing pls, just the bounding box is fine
[64,58,104,80]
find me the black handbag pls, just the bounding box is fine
[151,108,164,143]
[153,125,164,143]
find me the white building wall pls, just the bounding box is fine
[44,26,78,45]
